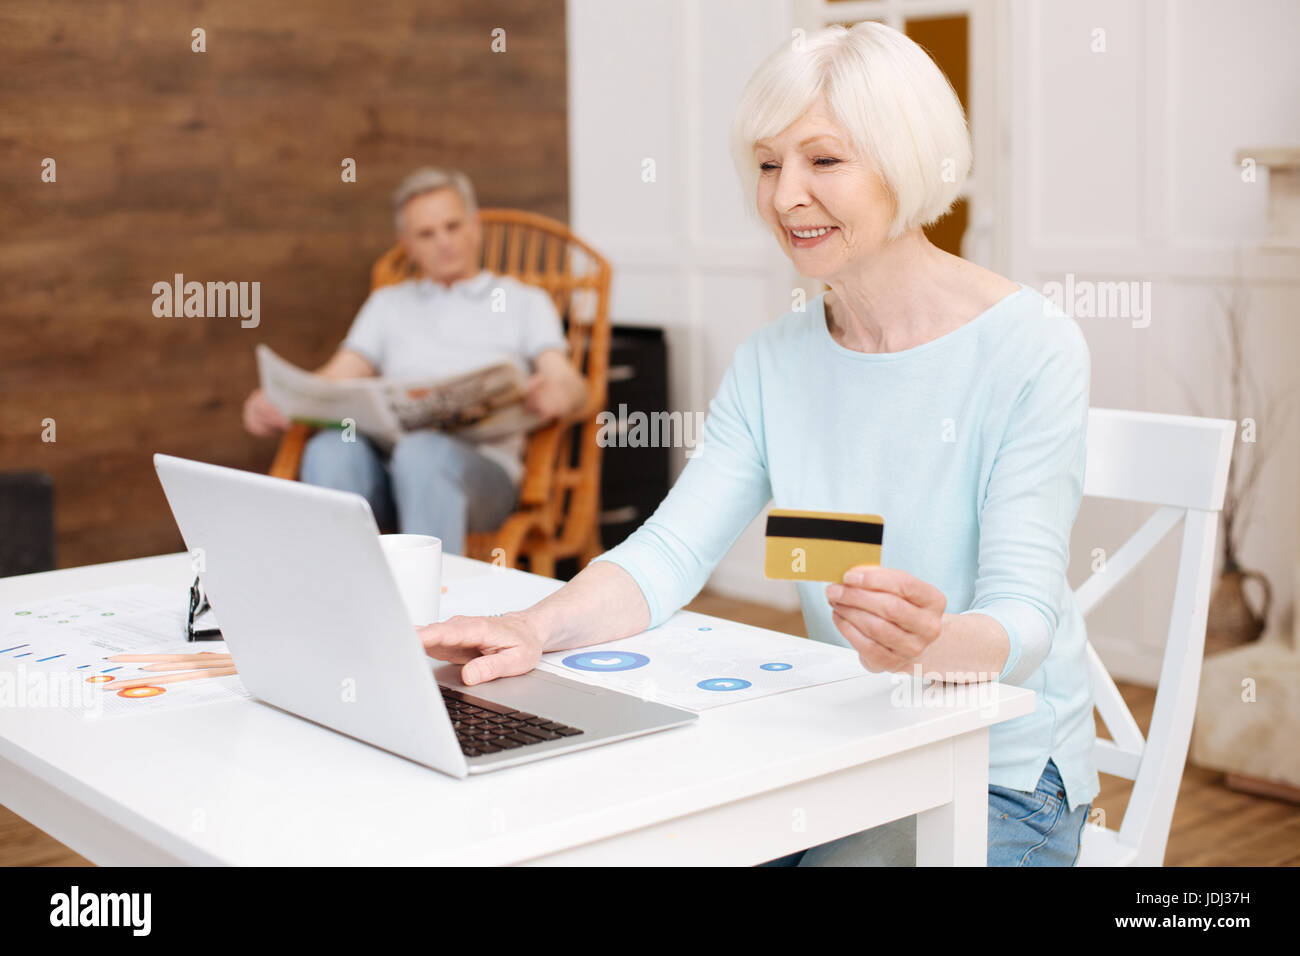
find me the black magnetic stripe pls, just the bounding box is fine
[765,516,883,544]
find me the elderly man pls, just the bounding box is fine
[242,167,586,554]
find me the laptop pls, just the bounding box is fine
[153,453,696,778]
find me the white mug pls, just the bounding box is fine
[378,533,442,626]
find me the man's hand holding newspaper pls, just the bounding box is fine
[254,345,546,451]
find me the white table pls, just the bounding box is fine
[0,552,1034,866]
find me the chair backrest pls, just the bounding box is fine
[370,209,612,552]
[1075,407,1237,865]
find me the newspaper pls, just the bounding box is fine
[255,345,546,451]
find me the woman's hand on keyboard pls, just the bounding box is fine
[416,611,546,686]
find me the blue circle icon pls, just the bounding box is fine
[697,626,712,631]
[698,677,751,692]
[759,662,793,671]
[562,651,650,672]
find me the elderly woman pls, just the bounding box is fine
[418,21,1097,867]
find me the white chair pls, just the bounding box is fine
[1073,408,1237,866]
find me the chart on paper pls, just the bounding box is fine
[537,609,865,711]
[0,584,251,720]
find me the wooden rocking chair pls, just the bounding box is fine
[268,208,613,577]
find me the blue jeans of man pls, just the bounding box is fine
[299,429,519,556]
[756,758,1090,866]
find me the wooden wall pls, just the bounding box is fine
[0,0,569,569]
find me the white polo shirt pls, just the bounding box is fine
[341,269,568,485]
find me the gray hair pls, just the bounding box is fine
[392,166,479,231]
[730,22,971,241]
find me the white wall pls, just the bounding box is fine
[568,0,1300,675]
[1004,0,1300,681]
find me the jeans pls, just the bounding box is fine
[757,758,1089,867]
[299,429,519,556]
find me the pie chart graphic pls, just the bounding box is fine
[562,651,650,672]
[698,678,751,692]
[118,686,165,699]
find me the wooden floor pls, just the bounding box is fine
[3,590,1297,866]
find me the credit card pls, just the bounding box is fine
[763,508,884,582]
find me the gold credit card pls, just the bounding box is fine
[763,508,884,582]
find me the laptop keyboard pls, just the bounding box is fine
[439,684,585,757]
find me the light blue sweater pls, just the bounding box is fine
[590,284,1100,812]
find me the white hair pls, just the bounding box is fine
[730,22,971,241]
[392,166,479,231]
